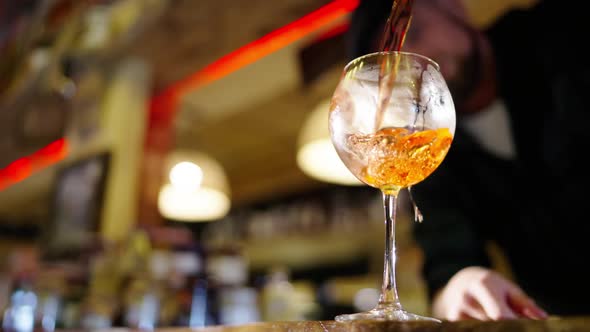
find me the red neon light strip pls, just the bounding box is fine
[0,138,69,190]
[150,0,359,120]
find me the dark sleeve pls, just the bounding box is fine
[411,129,498,299]
[412,0,589,301]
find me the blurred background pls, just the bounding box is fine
[0,0,535,330]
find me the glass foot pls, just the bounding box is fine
[335,305,441,322]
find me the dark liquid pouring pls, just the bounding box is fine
[377,0,423,222]
[379,0,414,53]
[375,0,414,131]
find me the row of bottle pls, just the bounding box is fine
[203,186,390,245]
[0,230,321,331]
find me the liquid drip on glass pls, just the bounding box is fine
[407,186,423,223]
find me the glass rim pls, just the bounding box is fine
[344,51,440,72]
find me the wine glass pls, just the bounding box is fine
[329,51,456,322]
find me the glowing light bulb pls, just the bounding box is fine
[170,161,203,192]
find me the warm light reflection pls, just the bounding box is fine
[159,150,231,221]
[169,161,203,192]
[297,139,362,186]
[297,99,362,186]
[158,184,230,222]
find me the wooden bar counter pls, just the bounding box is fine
[154,317,590,332]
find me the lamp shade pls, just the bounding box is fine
[297,99,362,186]
[158,150,230,221]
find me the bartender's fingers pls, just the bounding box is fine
[471,281,518,320]
[445,292,490,321]
[460,293,488,321]
[507,288,548,319]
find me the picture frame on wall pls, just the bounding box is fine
[42,152,110,260]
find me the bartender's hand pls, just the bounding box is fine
[432,266,548,321]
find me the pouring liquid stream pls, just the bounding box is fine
[375,0,414,131]
[376,0,423,222]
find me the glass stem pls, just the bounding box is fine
[378,192,402,309]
